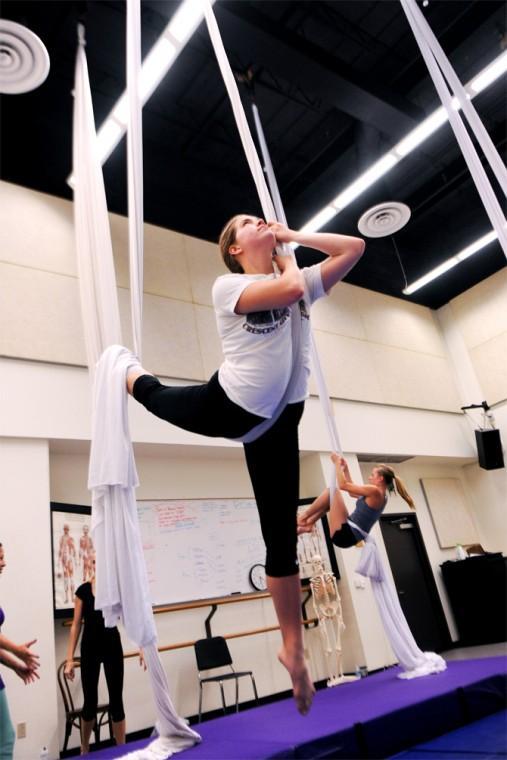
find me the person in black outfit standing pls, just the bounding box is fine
[65,553,142,753]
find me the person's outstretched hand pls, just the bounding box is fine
[14,663,39,685]
[16,639,39,669]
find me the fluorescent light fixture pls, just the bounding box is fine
[298,49,507,233]
[300,206,337,234]
[470,49,507,94]
[169,0,207,44]
[332,154,399,209]
[112,93,128,126]
[96,120,125,165]
[394,107,448,157]
[402,230,498,294]
[455,230,497,261]
[139,37,177,102]
[403,258,459,294]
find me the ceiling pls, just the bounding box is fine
[1,0,505,309]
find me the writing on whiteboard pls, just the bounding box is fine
[137,499,266,605]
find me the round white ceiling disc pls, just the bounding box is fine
[0,19,50,94]
[357,201,411,238]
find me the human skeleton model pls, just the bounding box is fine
[59,524,77,603]
[79,524,95,582]
[309,553,357,687]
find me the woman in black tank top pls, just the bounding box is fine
[64,553,145,754]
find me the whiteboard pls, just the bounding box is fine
[136,498,337,606]
[137,499,266,605]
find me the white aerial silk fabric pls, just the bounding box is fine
[400,0,507,258]
[126,0,144,360]
[88,346,152,643]
[72,25,122,373]
[73,17,199,753]
[202,2,276,224]
[350,521,446,679]
[89,345,200,747]
[401,0,507,197]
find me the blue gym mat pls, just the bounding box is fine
[390,708,507,758]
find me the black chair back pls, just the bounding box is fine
[194,636,233,671]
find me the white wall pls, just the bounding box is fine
[0,180,462,412]
[1,181,506,756]
[440,268,507,407]
[437,272,507,556]
[0,439,59,760]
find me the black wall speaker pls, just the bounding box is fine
[475,429,505,470]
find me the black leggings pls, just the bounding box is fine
[133,373,304,576]
[80,629,125,723]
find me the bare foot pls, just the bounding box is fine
[126,366,149,395]
[278,647,315,716]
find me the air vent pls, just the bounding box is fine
[0,19,50,94]
[357,202,411,238]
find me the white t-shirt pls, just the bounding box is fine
[212,263,326,418]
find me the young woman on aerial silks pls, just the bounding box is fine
[298,454,415,547]
[126,215,364,715]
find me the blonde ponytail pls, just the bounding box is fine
[394,475,416,510]
[377,464,416,510]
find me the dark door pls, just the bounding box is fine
[380,513,451,652]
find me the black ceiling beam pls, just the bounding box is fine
[281,119,355,202]
[284,125,395,221]
[216,2,423,139]
[276,110,354,190]
[302,1,406,62]
[171,55,345,161]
